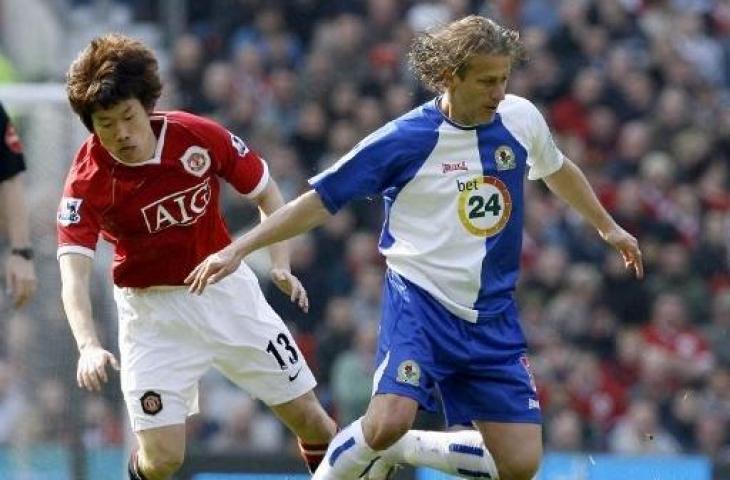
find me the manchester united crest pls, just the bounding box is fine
[396,360,421,387]
[180,146,211,177]
[140,391,163,415]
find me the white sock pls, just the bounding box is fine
[313,417,379,479]
[383,430,499,479]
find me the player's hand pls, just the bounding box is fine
[271,268,309,313]
[77,345,120,392]
[5,255,37,308]
[185,247,242,295]
[600,225,643,279]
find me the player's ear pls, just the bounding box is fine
[440,69,455,89]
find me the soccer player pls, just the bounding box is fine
[57,34,337,480]
[0,101,36,308]
[187,15,643,480]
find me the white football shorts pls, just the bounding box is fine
[113,263,317,432]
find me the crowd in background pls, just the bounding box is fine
[2,0,730,476]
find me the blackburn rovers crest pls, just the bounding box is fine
[495,145,516,170]
[396,360,421,387]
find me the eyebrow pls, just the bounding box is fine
[96,105,133,122]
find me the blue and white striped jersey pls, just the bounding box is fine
[310,94,564,322]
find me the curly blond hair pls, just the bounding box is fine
[409,15,526,93]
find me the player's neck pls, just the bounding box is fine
[439,94,475,127]
[439,93,493,127]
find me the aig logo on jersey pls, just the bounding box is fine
[180,146,211,177]
[494,145,516,170]
[141,179,211,233]
[57,197,83,226]
[396,360,421,387]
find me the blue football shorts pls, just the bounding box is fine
[372,269,542,426]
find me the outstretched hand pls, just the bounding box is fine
[601,226,644,279]
[270,268,309,312]
[185,247,242,295]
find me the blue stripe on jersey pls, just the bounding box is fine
[473,113,527,315]
[310,104,441,220]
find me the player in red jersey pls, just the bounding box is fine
[57,34,336,480]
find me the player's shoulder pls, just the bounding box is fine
[384,99,443,149]
[66,137,110,195]
[163,111,226,134]
[497,94,541,118]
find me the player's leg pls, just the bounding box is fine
[313,393,419,479]
[115,287,212,480]
[473,421,542,480]
[269,389,337,472]
[315,270,444,479]
[433,302,542,480]
[128,424,186,480]
[206,264,337,472]
[366,429,499,480]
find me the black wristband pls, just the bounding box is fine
[10,247,33,260]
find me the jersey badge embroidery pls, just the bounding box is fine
[494,145,516,170]
[180,146,211,177]
[441,161,468,174]
[57,197,83,226]
[396,360,421,387]
[230,132,250,156]
[140,391,163,415]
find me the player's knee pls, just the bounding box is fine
[494,455,540,480]
[362,399,416,450]
[139,447,185,478]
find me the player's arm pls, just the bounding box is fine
[186,190,330,294]
[252,178,312,311]
[254,178,292,270]
[0,173,36,307]
[59,253,119,391]
[542,157,643,278]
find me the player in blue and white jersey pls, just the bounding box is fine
[187,15,643,480]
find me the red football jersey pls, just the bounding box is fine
[57,111,268,287]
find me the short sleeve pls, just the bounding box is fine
[0,103,26,182]
[196,116,268,197]
[525,102,564,181]
[308,122,407,214]
[56,145,102,259]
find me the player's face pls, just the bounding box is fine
[91,98,156,164]
[448,53,511,125]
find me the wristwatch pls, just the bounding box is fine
[10,247,34,260]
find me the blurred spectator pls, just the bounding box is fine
[641,293,714,385]
[704,292,730,367]
[330,322,378,424]
[546,409,585,452]
[0,360,27,445]
[608,398,681,454]
[315,296,357,388]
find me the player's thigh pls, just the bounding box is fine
[115,287,211,432]
[200,265,317,405]
[136,423,186,466]
[473,421,542,480]
[361,393,419,449]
